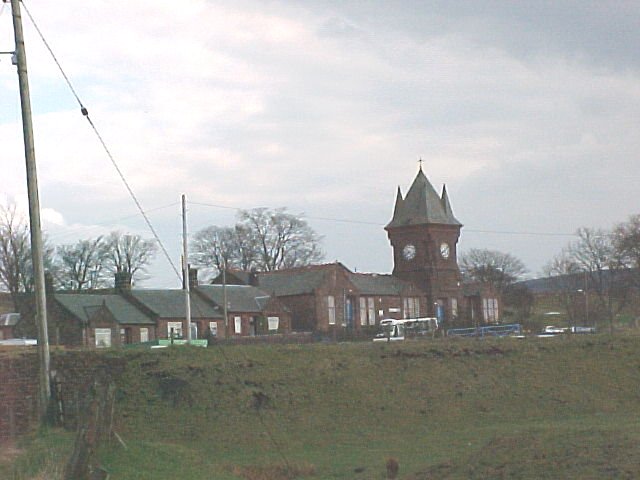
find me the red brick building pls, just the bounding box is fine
[13,272,291,347]
[215,262,423,333]
[214,167,501,331]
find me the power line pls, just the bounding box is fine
[21,0,182,281]
[47,202,179,241]
[190,201,577,237]
[20,1,578,250]
[22,4,293,466]
[463,228,575,238]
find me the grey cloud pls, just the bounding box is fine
[311,1,640,71]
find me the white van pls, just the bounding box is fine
[373,317,438,342]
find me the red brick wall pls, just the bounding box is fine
[0,351,125,444]
[0,352,38,443]
[158,317,221,339]
[277,294,317,331]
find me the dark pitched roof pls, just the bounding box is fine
[0,313,20,327]
[215,270,253,285]
[129,289,222,319]
[386,168,461,228]
[196,285,271,313]
[0,292,14,314]
[55,294,154,325]
[347,272,417,295]
[256,269,327,296]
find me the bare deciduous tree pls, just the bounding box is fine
[459,248,527,294]
[0,203,55,309]
[0,203,32,307]
[543,248,586,326]
[612,214,640,288]
[569,227,629,333]
[547,227,631,333]
[56,237,109,291]
[238,208,323,271]
[190,226,237,275]
[191,207,324,277]
[103,231,157,282]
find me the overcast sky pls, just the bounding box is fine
[1,1,639,288]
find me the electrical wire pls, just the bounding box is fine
[19,0,578,246]
[22,2,293,467]
[190,201,577,237]
[47,202,180,241]
[21,0,182,281]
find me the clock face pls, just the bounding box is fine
[402,244,416,261]
[440,242,450,259]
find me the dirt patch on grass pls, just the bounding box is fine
[0,442,23,466]
[385,345,510,360]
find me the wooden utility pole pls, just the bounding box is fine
[182,194,192,341]
[10,0,51,418]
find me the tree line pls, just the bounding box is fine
[460,214,640,332]
[4,194,637,331]
[0,203,324,310]
[190,207,323,276]
[543,215,640,332]
[0,203,158,308]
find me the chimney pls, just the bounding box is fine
[189,267,198,289]
[114,272,132,292]
[249,268,259,287]
[44,271,55,293]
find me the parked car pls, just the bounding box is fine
[570,326,596,334]
[543,325,568,334]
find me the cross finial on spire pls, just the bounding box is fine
[418,157,423,171]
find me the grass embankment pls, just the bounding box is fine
[5,335,640,479]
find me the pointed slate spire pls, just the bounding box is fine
[386,168,461,228]
[394,186,404,211]
[388,186,405,228]
[441,184,455,218]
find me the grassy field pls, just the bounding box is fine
[4,334,640,479]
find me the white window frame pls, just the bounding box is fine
[327,295,336,325]
[140,327,149,343]
[209,322,218,337]
[359,298,367,326]
[451,298,458,318]
[167,321,183,338]
[404,297,419,319]
[95,328,112,348]
[367,297,376,325]
[267,316,280,332]
[234,316,242,334]
[483,298,499,322]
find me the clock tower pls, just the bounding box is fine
[385,166,463,323]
